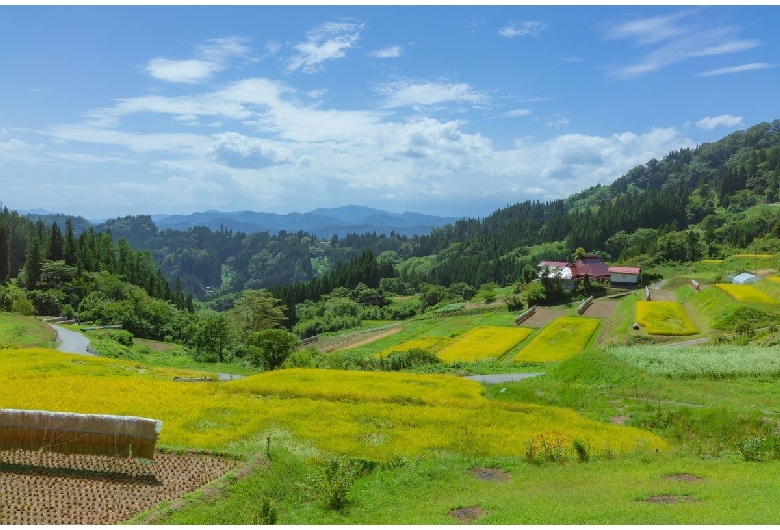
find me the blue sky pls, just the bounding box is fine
[1,5,778,220]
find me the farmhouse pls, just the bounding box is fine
[608,266,642,286]
[537,254,613,290]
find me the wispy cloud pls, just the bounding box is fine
[145,37,254,84]
[699,62,775,77]
[377,80,489,109]
[560,56,584,63]
[696,114,743,130]
[499,20,547,38]
[287,21,363,73]
[503,109,532,118]
[370,45,402,58]
[603,11,761,79]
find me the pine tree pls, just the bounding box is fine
[0,218,10,284]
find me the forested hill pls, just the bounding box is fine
[406,119,780,286]
[5,119,780,299]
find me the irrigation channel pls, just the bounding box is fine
[49,324,245,381]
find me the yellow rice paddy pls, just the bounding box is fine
[0,348,667,459]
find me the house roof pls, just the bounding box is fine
[573,255,610,278]
[537,261,569,269]
[608,266,641,275]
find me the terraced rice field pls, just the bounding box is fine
[635,301,698,336]
[435,326,533,362]
[512,317,600,363]
[715,284,778,304]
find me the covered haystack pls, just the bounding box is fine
[0,409,162,460]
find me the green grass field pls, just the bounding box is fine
[0,312,57,348]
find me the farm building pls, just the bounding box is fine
[733,272,759,284]
[608,266,642,286]
[536,255,612,290]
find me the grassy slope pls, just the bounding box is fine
[0,313,56,348]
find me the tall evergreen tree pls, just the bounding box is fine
[25,236,43,290]
[48,221,64,262]
[0,218,10,284]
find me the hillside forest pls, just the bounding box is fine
[2,119,780,370]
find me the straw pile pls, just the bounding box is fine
[0,409,162,460]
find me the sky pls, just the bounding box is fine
[1,5,779,221]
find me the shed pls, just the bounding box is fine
[733,272,759,285]
[608,266,641,286]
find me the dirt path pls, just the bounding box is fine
[341,326,402,350]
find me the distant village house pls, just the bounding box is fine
[537,254,640,290]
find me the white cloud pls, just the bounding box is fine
[699,62,774,77]
[146,37,253,84]
[503,109,532,118]
[498,20,547,38]
[560,57,584,62]
[210,132,292,168]
[370,45,402,58]
[696,114,743,130]
[378,80,488,109]
[287,21,363,73]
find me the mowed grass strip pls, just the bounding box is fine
[0,348,666,459]
[435,326,533,362]
[715,283,778,304]
[513,317,600,363]
[635,301,698,336]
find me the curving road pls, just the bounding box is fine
[464,372,545,384]
[50,324,92,355]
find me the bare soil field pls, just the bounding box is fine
[317,324,402,352]
[0,449,240,525]
[647,289,676,302]
[583,300,618,318]
[520,308,567,328]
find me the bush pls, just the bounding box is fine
[252,497,277,525]
[381,348,442,371]
[505,294,524,312]
[318,456,357,510]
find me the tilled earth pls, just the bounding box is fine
[0,449,240,524]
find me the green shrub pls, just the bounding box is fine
[572,439,589,463]
[737,436,764,462]
[251,497,277,525]
[318,456,358,510]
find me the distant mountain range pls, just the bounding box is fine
[150,205,461,237]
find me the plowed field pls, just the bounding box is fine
[0,449,240,524]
